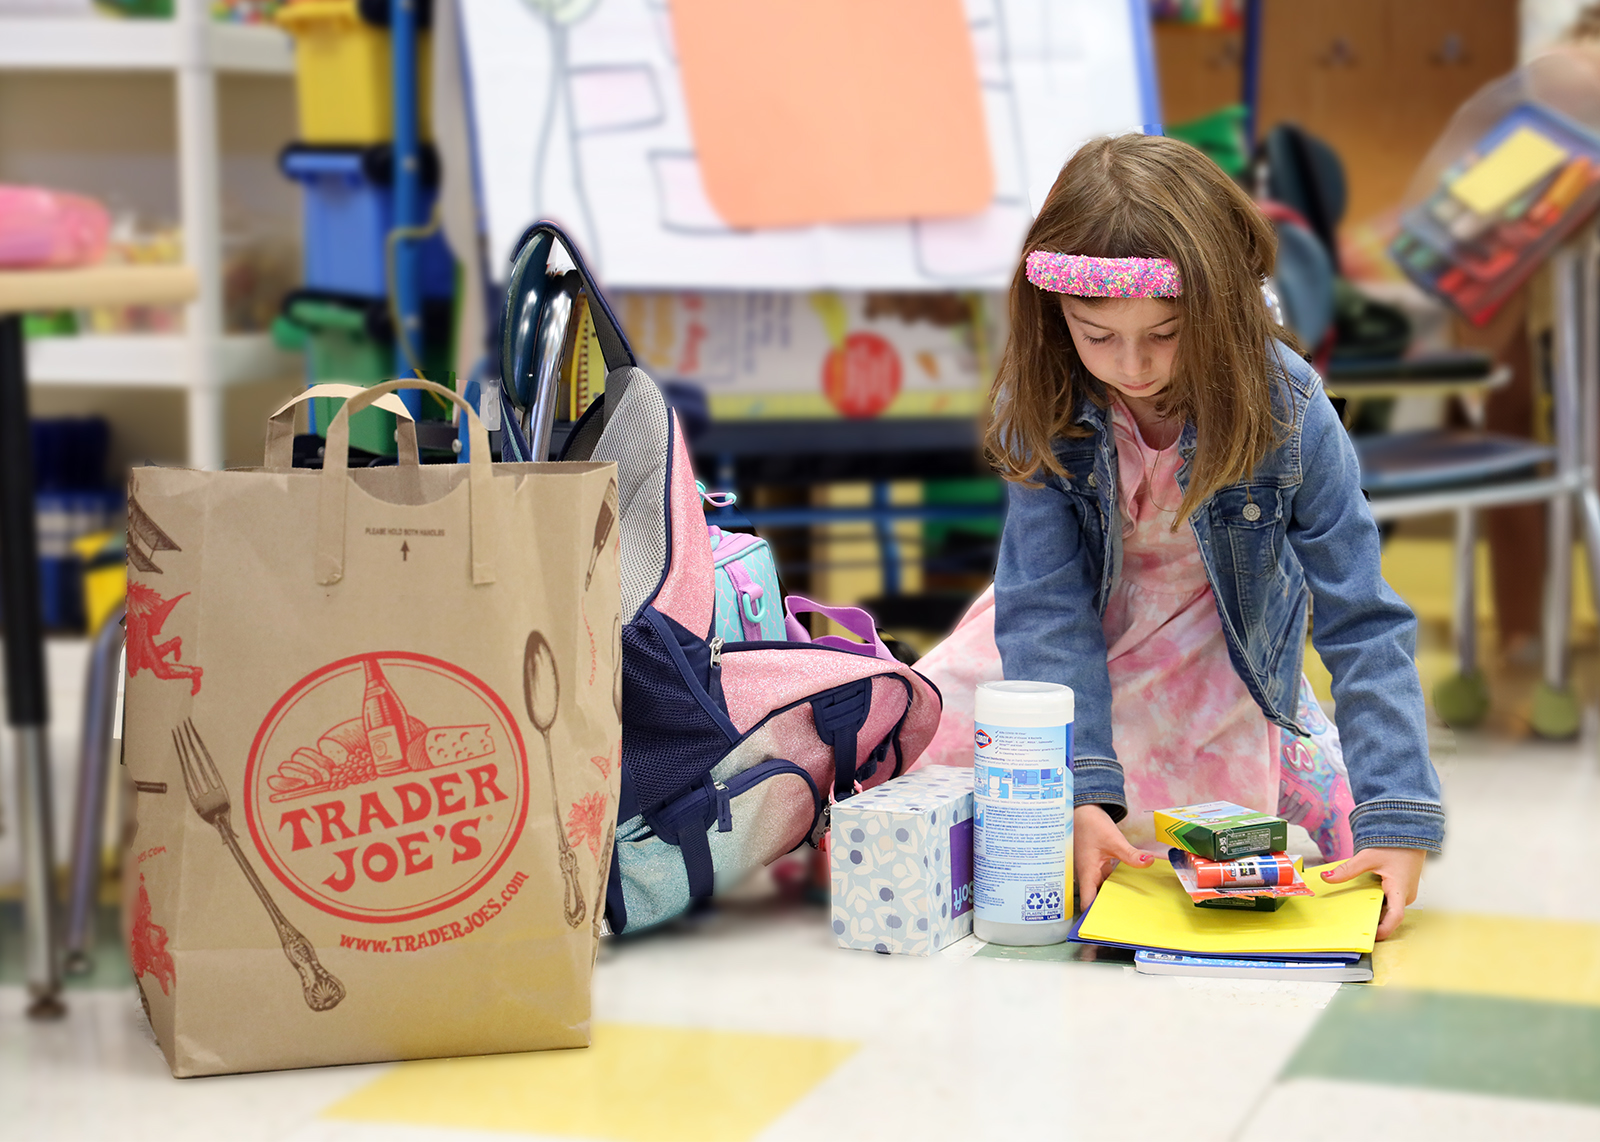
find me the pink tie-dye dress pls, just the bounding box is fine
[910,403,1355,861]
[1100,399,1278,848]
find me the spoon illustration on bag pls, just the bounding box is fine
[586,492,615,590]
[524,630,585,927]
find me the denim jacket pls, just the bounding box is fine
[994,346,1445,852]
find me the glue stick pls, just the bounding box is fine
[972,681,1073,946]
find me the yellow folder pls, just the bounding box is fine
[1077,858,1383,956]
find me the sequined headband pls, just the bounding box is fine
[1025,251,1183,297]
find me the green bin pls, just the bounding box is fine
[273,293,455,457]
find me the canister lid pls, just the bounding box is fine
[975,680,1074,726]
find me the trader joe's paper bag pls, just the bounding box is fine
[122,380,621,1077]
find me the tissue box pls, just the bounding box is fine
[830,766,974,955]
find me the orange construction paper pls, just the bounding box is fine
[669,0,994,229]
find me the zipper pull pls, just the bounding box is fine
[810,800,832,847]
[709,636,724,668]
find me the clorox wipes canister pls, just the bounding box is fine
[972,681,1074,946]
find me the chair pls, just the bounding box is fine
[1258,123,1598,732]
[1341,235,1600,736]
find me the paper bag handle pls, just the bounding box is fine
[317,378,496,587]
[265,384,419,468]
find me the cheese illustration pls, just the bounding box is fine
[423,725,496,767]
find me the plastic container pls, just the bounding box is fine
[972,680,1074,946]
[279,143,454,300]
[1391,102,1600,325]
[273,291,454,456]
[0,185,110,268]
[276,0,434,144]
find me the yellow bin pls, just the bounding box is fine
[277,0,433,144]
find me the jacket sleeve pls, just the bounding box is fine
[1288,391,1445,852]
[993,478,1126,819]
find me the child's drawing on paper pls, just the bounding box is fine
[460,0,1156,289]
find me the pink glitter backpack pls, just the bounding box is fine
[529,225,943,932]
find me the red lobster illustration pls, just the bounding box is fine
[128,874,175,996]
[126,581,203,695]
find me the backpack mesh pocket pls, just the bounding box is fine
[620,607,736,811]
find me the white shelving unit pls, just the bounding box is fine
[0,4,296,468]
[25,330,296,387]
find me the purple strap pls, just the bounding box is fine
[708,526,763,561]
[783,596,894,661]
[723,559,767,641]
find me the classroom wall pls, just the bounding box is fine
[1156,0,1519,224]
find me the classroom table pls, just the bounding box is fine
[0,264,198,1018]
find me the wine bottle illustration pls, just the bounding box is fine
[362,658,415,776]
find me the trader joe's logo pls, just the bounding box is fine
[244,652,529,924]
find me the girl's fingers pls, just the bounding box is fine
[1077,849,1130,913]
[1321,850,1378,883]
[1375,879,1407,940]
[1108,833,1153,866]
[1078,864,1104,911]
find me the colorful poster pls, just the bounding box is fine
[615,290,1000,418]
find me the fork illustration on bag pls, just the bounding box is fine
[173,719,346,1012]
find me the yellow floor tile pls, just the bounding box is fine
[1372,910,1600,1007]
[322,1022,858,1142]
[1380,537,1598,637]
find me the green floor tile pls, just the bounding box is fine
[1286,986,1600,1107]
[0,901,132,989]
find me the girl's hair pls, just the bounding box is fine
[984,134,1285,523]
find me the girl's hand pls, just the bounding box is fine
[1319,847,1426,940]
[1074,804,1154,912]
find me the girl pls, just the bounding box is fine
[932,135,1442,939]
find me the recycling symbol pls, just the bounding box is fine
[1025,890,1046,912]
[1045,889,1063,911]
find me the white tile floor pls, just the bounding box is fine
[3,704,1598,1141]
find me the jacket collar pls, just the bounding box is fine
[1071,389,1198,461]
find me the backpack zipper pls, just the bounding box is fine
[709,635,724,668]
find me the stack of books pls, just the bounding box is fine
[1070,801,1380,981]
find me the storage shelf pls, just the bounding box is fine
[0,17,292,74]
[27,332,300,388]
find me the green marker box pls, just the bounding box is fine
[1154,801,1288,860]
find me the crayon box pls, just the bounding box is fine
[830,766,973,955]
[1154,801,1288,860]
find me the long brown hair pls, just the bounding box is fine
[985,134,1285,523]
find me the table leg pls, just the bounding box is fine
[0,312,65,1018]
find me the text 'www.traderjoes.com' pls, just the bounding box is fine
[338,870,529,953]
